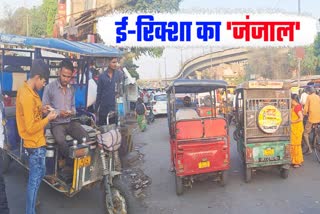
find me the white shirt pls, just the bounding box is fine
[176,108,200,121]
[300,92,308,105]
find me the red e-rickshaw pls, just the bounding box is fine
[166,79,230,195]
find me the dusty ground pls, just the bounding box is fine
[4,117,320,214]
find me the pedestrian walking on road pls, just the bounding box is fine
[16,59,57,214]
[141,89,150,106]
[135,98,147,132]
[290,94,304,168]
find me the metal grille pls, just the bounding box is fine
[245,98,290,138]
[89,148,103,181]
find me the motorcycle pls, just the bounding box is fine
[93,112,129,214]
[146,104,155,124]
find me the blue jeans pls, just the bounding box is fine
[26,147,46,214]
[0,175,9,214]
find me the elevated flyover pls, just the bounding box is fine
[139,48,250,88]
[170,48,250,80]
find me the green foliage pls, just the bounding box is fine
[0,0,57,37]
[130,47,164,60]
[123,57,140,79]
[0,6,29,35]
[245,48,290,80]
[314,33,320,57]
[301,46,318,75]
[128,0,182,12]
[313,33,320,73]
[29,7,47,37]
[288,46,319,76]
[126,0,182,58]
[42,0,58,36]
[119,0,182,79]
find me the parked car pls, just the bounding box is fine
[151,93,167,115]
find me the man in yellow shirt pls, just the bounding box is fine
[16,59,57,214]
[303,86,320,154]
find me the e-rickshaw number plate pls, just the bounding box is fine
[78,156,91,168]
[198,161,210,169]
[263,148,274,156]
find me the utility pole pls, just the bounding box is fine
[297,58,301,87]
[24,0,29,36]
[180,48,183,69]
[297,0,301,87]
[164,57,167,87]
[27,15,29,36]
[210,47,213,79]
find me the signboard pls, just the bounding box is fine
[295,47,305,59]
[258,105,282,134]
[249,81,284,89]
[291,86,300,94]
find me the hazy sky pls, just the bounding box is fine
[0,0,41,17]
[1,0,320,79]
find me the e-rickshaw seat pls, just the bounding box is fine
[176,108,199,121]
[203,118,227,138]
[176,120,203,140]
[197,106,216,117]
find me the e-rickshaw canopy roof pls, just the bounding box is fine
[166,79,228,94]
[0,34,122,57]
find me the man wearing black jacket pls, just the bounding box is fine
[95,57,122,125]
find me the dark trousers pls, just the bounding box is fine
[303,120,313,152]
[51,121,90,158]
[0,175,9,214]
[98,106,117,126]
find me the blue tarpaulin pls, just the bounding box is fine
[0,34,122,57]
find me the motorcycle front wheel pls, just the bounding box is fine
[104,177,129,214]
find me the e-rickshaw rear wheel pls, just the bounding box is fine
[244,166,252,183]
[175,175,184,196]
[0,149,12,174]
[219,171,228,187]
[280,168,289,179]
[104,177,129,214]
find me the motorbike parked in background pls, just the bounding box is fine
[146,104,155,124]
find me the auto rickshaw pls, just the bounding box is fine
[0,34,129,213]
[233,80,291,182]
[167,79,230,195]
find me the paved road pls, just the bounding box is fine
[4,117,320,214]
[134,118,320,214]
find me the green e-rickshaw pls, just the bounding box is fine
[233,80,291,182]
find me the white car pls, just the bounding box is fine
[151,93,167,116]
